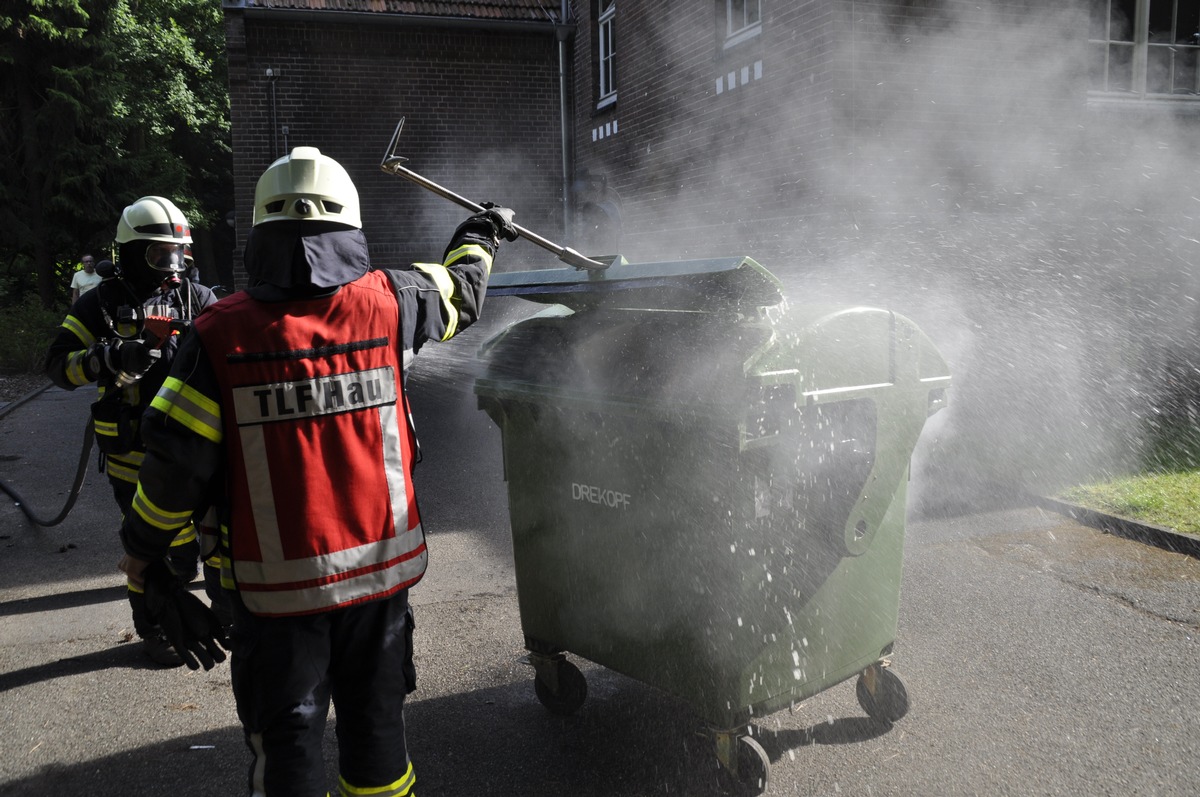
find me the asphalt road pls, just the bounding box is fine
[1,323,1198,796]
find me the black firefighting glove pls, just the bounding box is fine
[479,203,519,242]
[142,559,229,671]
[445,204,518,260]
[85,339,161,384]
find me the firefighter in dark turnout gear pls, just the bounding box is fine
[45,196,224,666]
[117,147,516,797]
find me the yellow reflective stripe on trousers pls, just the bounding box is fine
[339,761,415,796]
[61,315,96,348]
[249,732,267,797]
[168,523,198,547]
[105,452,144,484]
[151,376,223,443]
[93,417,119,438]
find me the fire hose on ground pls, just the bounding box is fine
[0,384,94,528]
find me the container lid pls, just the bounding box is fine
[487,256,784,312]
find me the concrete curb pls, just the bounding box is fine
[0,380,53,420]
[1030,493,1200,559]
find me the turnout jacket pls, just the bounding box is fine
[45,279,219,486]
[120,232,495,616]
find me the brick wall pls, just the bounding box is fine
[568,1,860,266]
[225,11,566,285]
[566,0,1096,269]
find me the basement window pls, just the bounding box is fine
[1089,0,1200,99]
[598,1,617,109]
[725,0,762,49]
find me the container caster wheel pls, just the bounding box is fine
[532,655,587,716]
[856,662,909,723]
[714,730,770,795]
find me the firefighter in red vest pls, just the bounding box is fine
[116,147,515,797]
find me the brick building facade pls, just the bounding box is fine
[222,1,1200,276]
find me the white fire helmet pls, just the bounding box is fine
[114,196,193,246]
[253,147,361,228]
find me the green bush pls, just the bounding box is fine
[1143,416,1200,473]
[0,297,63,374]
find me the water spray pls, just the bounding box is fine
[379,117,609,271]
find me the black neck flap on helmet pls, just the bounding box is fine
[244,221,370,290]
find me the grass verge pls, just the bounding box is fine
[1058,471,1200,536]
[1057,417,1199,537]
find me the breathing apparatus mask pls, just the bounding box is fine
[146,242,187,290]
[109,241,180,300]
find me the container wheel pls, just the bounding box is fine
[856,663,909,723]
[533,658,587,716]
[714,731,770,795]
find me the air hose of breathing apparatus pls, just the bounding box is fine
[0,271,195,528]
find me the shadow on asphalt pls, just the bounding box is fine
[758,715,893,754]
[5,724,248,797]
[4,667,896,796]
[411,670,897,795]
[0,641,156,694]
[0,584,127,618]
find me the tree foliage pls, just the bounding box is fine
[0,0,231,308]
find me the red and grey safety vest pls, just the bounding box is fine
[193,271,426,616]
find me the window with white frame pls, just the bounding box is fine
[1089,0,1200,97]
[725,0,762,49]
[598,1,617,108]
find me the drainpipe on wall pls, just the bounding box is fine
[266,66,279,160]
[558,0,573,241]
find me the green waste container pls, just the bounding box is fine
[475,256,950,791]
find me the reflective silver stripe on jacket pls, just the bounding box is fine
[234,536,427,616]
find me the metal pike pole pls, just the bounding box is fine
[379,118,609,271]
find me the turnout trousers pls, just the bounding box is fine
[230,588,418,797]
